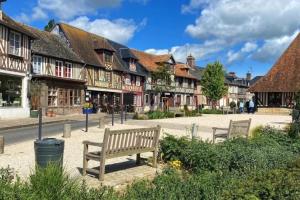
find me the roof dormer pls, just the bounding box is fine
[119,48,139,72]
[93,39,115,70]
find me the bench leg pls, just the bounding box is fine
[136,153,141,165]
[99,160,105,181]
[153,150,157,168]
[83,144,88,176]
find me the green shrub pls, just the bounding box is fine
[160,127,300,174]
[288,122,300,139]
[201,109,223,114]
[229,101,236,109]
[147,110,175,119]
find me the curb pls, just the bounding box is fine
[0,119,72,132]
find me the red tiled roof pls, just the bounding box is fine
[249,33,300,92]
[175,63,197,79]
[131,49,173,72]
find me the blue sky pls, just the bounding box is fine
[4,0,300,77]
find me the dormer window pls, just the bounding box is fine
[129,58,136,72]
[9,31,21,56]
[103,52,113,70]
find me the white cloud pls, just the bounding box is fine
[183,0,300,65]
[252,31,299,62]
[145,40,224,63]
[241,42,257,53]
[68,16,145,44]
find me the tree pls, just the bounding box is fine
[201,61,228,109]
[44,19,56,32]
[151,64,173,93]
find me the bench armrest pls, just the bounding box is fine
[83,141,103,147]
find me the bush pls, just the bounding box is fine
[201,109,223,114]
[229,101,236,109]
[160,127,300,174]
[146,110,175,119]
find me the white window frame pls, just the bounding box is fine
[65,62,73,78]
[32,56,43,74]
[55,60,63,77]
[9,31,21,56]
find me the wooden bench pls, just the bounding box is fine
[168,107,185,117]
[82,126,161,181]
[212,119,251,143]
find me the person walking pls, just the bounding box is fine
[239,101,244,113]
[249,99,255,114]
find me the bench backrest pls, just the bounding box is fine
[102,126,161,156]
[228,119,251,138]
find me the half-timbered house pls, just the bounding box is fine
[22,25,85,115]
[0,12,35,119]
[52,23,147,112]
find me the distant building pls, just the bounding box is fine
[249,33,300,108]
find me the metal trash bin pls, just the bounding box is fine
[34,138,65,168]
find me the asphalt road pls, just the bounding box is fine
[0,115,129,145]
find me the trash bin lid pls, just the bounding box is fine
[35,138,64,145]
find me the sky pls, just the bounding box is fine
[4,0,300,77]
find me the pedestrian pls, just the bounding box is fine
[239,101,244,113]
[245,100,250,114]
[249,99,255,114]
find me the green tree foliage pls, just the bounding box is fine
[201,61,228,108]
[151,65,173,93]
[44,19,56,32]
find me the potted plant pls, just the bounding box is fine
[229,101,237,113]
[82,102,93,114]
[29,80,42,118]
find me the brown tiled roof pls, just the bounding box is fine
[0,13,36,38]
[59,23,124,71]
[249,33,300,92]
[175,63,197,79]
[130,49,173,72]
[21,25,82,63]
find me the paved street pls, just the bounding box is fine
[0,114,130,145]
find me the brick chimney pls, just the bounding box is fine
[186,54,195,68]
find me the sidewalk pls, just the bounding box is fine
[0,113,107,131]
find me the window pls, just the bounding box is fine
[64,62,72,78]
[9,31,21,56]
[188,79,192,88]
[69,90,73,106]
[129,59,136,71]
[74,90,81,106]
[105,71,111,82]
[136,76,141,86]
[186,96,191,106]
[125,74,131,85]
[178,78,183,87]
[0,75,22,107]
[104,53,113,64]
[48,87,58,106]
[32,56,42,74]
[131,75,136,85]
[58,89,67,106]
[95,69,99,81]
[99,69,106,81]
[55,61,63,77]
[145,94,149,104]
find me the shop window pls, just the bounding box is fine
[9,31,21,56]
[58,89,67,106]
[55,61,63,77]
[48,87,58,106]
[0,75,22,107]
[74,90,81,106]
[33,56,42,74]
[65,62,72,78]
[69,90,73,106]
